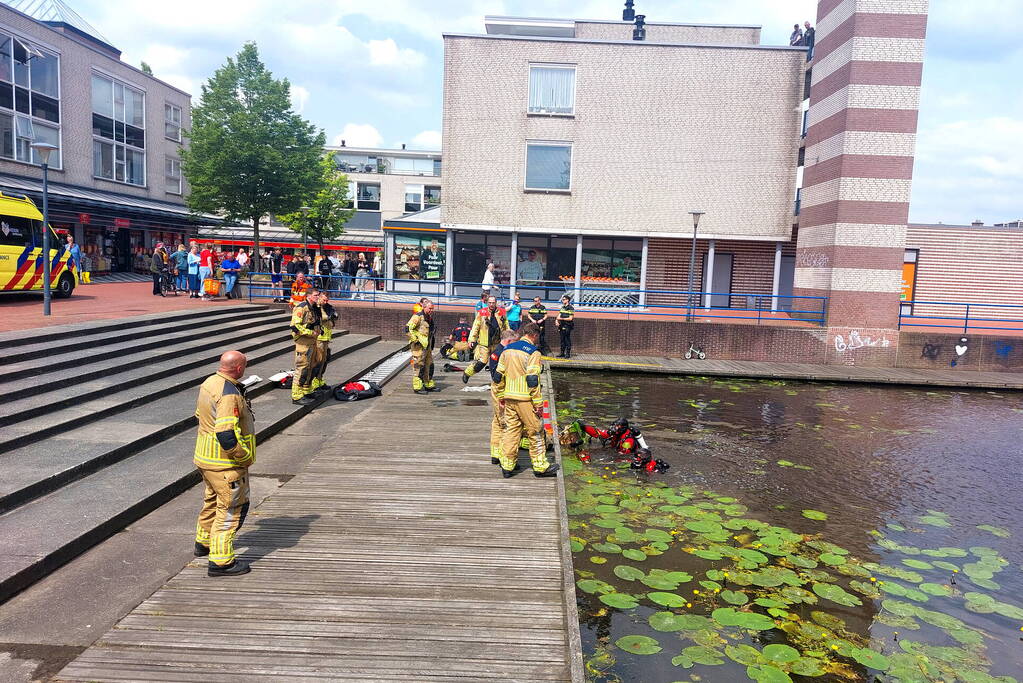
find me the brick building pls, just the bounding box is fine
[0,0,206,274]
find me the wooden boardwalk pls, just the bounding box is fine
[58,369,581,682]
[547,354,1023,390]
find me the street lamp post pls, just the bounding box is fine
[686,210,705,323]
[31,141,59,316]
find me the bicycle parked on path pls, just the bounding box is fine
[159,269,178,297]
[684,342,706,360]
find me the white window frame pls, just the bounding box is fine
[165,156,181,195]
[91,71,146,187]
[164,102,181,142]
[0,29,63,169]
[526,63,577,116]
[404,183,424,212]
[356,181,381,210]
[523,139,573,193]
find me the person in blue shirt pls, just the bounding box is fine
[506,292,522,330]
[63,234,81,271]
[474,290,489,312]
[220,252,242,299]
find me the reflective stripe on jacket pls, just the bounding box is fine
[193,372,256,470]
[495,340,543,405]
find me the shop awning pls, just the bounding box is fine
[197,226,384,250]
[0,173,222,223]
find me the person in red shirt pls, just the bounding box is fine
[198,244,215,299]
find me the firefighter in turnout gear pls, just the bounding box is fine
[495,323,559,479]
[488,328,521,464]
[290,288,321,405]
[311,291,338,393]
[407,299,437,393]
[193,350,255,577]
[462,296,510,384]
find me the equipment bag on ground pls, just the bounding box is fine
[333,380,382,402]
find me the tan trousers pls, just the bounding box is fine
[292,340,315,400]
[500,400,549,473]
[490,385,505,460]
[411,341,435,390]
[195,467,250,566]
[463,342,493,377]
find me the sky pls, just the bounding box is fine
[69,0,1023,225]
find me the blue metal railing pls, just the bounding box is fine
[899,300,1023,334]
[240,273,828,327]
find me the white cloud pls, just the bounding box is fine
[333,123,384,148]
[410,130,442,150]
[290,85,310,113]
[368,39,426,68]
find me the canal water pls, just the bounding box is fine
[552,371,1023,683]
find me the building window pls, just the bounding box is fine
[92,73,145,186]
[528,64,575,115]
[393,232,446,281]
[404,184,423,213]
[392,156,436,175]
[0,33,61,167]
[425,185,441,207]
[336,153,380,174]
[165,103,181,141]
[453,232,512,293]
[515,235,577,300]
[432,159,442,176]
[356,182,380,210]
[582,238,642,282]
[525,141,572,191]
[166,157,181,194]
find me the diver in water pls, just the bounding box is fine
[569,417,647,456]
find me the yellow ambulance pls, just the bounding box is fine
[0,192,77,297]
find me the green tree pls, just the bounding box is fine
[140,61,153,75]
[278,154,355,252]
[181,42,324,261]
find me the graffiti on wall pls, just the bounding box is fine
[834,331,891,353]
[921,342,942,360]
[950,337,969,367]
[994,341,1014,359]
[797,252,830,268]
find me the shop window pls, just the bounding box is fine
[454,232,511,290]
[357,183,380,210]
[525,141,572,191]
[393,233,446,281]
[582,238,642,282]
[514,235,577,300]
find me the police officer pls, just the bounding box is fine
[526,296,549,355]
[311,291,338,394]
[290,287,321,405]
[193,350,255,577]
[462,295,510,383]
[556,294,575,358]
[495,323,558,479]
[488,328,520,464]
[407,299,437,394]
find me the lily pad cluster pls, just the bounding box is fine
[565,457,1022,683]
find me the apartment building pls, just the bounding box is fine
[0,0,199,274]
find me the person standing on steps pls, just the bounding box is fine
[407,299,437,394]
[462,295,510,384]
[495,323,559,479]
[193,350,255,577]
[289,288,321,405]
[488,328,520,465]
[556,294,575,358]
[526,296,549,354]
[311,290,338,394]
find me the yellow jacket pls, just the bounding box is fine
[469,307,509,348]
[317,303,338,342]
[407,311,435,349]
[290,302,320,343]
[193,372,255,470]
[495,340,543,406]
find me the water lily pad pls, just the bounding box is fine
[902,558,933,570]
[615,634,662,655]
[746,664,793,683]
[681,645,724,666]
[818,552,846,566]
[613,565,645,581]
[612,527,642,543]
[622,549,647,562]
[916,514,952,528]
[641,575,681,590]
[649,611,690,632]
[812,582,862,607]
[570,537,585,552]
[644,528,673,542]
[810,610,846,632]
[577,579,613,594]
[589,556,607,564]
[976,524,1011,538]
[648,591,686,607]
[882,599,919,618]
[761,643,799,664]
[721,589,749,605]
[789,657,825,676]
[777,460,795,467]
[591,542,622,553]
[802,509,828,521]
[685,520,723,533]
[693,549,724,560]
[918,582,953,597]
[852,647,890,670]
[599,593,639,609]
[725,644,762,666]
[671,653,694,669]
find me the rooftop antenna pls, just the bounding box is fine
[632,14,646,41]
[623,0,635,22]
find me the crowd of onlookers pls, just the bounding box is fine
[790,20,815,58]
[264,248,384,302]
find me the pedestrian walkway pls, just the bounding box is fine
[57,369,579,681]
[91,272,151,283]
[547,353,1023,390]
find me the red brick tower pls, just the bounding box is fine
[795,0,928,360]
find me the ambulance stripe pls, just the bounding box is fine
[4,249,37,290]
[15,244,33,269]
[18,256,45,291]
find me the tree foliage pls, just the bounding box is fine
[181,42,325,258]
[278,154,355,251]
[140,61,153,75]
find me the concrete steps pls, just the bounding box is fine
[0,336,407,603]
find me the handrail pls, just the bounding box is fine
[241,272,828,327]
[899,299,1023,334]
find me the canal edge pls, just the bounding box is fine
[542,363,585,683]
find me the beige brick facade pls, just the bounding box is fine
[573,21,761,45]
[442,34,805,240]
[0,6,190,204]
